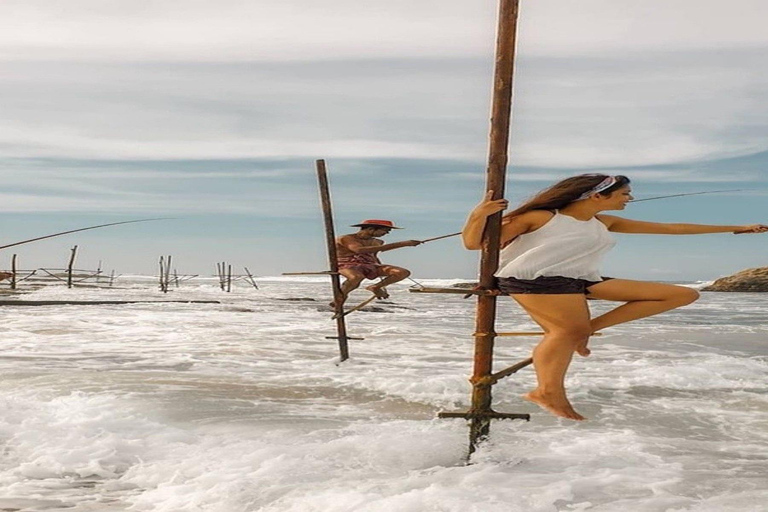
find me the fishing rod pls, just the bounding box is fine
[629,189,745,203]
[416,189,746,244]
[419,232,462,243]
[0,218,169,251]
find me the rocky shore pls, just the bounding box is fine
[702,267,768,292]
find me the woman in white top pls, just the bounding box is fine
[462,174,768,421]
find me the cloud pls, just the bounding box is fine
[0,124,478,161]
[3,49,768,170]
[0,189,316,216]
[2,1,767,62]
[0,1,496,61]
[519,0,768,55]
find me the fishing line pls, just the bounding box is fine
[0,218,170,251]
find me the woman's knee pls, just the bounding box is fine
[671,286,699,306]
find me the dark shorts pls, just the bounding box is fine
[496,275,612,295]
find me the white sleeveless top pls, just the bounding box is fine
[495,211,616,281]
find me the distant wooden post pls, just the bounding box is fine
[217,262,227,291]
[109,270,116,287]
[226,264,232,292]
[243,267,259,289]
[11,254,17,290]
[159,256,172,293]
[164,256,171,293]
[67,245,78,289]
[316,159,350,362]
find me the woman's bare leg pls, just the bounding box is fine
[512,294,593,421]
[578,279,700,355]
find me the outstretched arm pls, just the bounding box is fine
[341,237,421,255]
[598,215,768,235]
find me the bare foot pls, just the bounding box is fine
[366,285,389,299]
[575,343,591,357]
[523,389,586,421]
[329,294,348,309]
[575,332,598,357]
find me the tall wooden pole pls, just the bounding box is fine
[469,0,521,453]
[11,254,17,290]
[316,159,350,362]
[67,245,78,289]
[165,255,172,293]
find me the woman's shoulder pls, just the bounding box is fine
[594,214,621,228]
[502,209,555,235]
[517,209,555,228]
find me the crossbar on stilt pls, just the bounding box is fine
[439,411,530,421]
[282,271,340,276]
[474,332,603,337]
[408,286,497,296]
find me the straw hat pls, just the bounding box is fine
[350,219,403,229]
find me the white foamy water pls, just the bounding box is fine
[1,277,767,511]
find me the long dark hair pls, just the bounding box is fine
[503,174,630,221]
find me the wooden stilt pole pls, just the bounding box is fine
[164,256,172,293]
[11,254,17,290]
[316,159,350,362]
[159,256,172,293]
[67,245,78,289]
[159,256,166,291]
[467,0,523,455]
[244,267,259,289]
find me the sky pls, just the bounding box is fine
[1,0,767,280]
